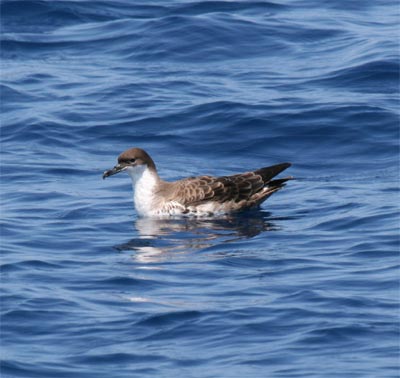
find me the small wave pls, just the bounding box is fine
[311,60,399,93]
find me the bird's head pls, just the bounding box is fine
[103,148,156,179]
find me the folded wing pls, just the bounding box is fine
[172,163,292,208]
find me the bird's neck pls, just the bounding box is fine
[127,166,161,216]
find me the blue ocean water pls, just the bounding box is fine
[1,0,399,377]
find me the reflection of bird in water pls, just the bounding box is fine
[114,211,282,263]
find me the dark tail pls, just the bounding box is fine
[254,163,292,183]
[268,176,294,188]
[251,174,293,207]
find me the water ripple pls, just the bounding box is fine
[1,0,398,377]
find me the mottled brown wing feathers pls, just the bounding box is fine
[173,163,291,207]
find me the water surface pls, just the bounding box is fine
[1,1,399,377]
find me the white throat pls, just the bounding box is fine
[126,165,158,217]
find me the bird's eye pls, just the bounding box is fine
[129,159,136,163]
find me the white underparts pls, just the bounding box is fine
[127,166,158,217]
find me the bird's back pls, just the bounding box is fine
[158,163,292,215]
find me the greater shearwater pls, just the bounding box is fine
[103,148,292,217]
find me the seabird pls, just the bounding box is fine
[103,148,292,217]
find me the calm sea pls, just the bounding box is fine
[1,1,399,377]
